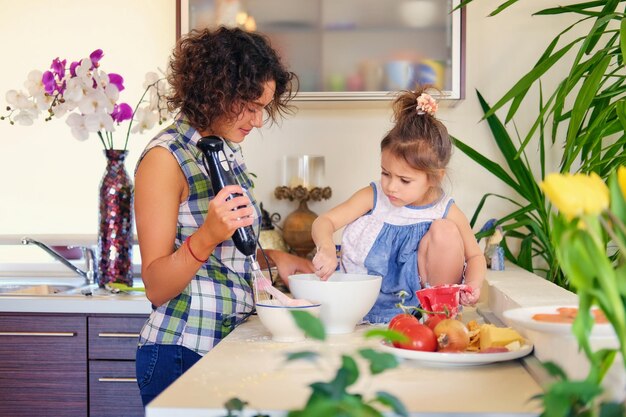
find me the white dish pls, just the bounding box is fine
[503,305,615,337]
[379,341,533,367]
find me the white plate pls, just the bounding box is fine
[379,341,533,367]
[503,305,615,337]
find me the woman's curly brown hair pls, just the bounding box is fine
[167,26,298,132]
[381,84,452,183]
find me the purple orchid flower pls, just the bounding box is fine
[42,71,57,94]
[89,49,104,69]
[69,61,80,77]
[50,58,66,80]
[111,103,133,123]
[108,73,125,92]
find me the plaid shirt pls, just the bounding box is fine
[136,115,259,355]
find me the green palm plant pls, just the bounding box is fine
[455,0,626,289]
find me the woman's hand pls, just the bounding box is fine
[312,245,338,281]
[199,185,255,247]
[266,250,314,285]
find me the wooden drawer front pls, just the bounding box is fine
[0,314,87,417]
[89,360,143,417]
[89,316,147,360]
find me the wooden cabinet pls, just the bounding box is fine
[178,0,465,100]
[88,316,146,417]
[0,313,147,417]
[0,314,88,417]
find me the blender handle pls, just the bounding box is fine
[197,135,258,258]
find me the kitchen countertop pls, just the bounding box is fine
[146,264,575,417]
[0,291,152,315]
[0,275,152,315]
[146,315,543,417]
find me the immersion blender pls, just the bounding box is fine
[197,135,298,305]
[197,135,261,272]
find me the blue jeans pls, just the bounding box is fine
[136,344,202,407]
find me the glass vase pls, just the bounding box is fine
[98,149,133,287]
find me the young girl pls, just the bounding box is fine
[311,86,486,324]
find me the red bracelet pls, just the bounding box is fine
[185,235,208,263]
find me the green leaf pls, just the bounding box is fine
[483,41,577,118]
[476,91,542,204]
[599,401,626,417]
[374,391,409,417]
[358,348,399,375]
[541,361,568,380]
[291,310,326,341]
[621,17,626,64]
[565,55,610,146]
[452,135,519,191]
[224,397,248,413]
[285,351,320,363]
[338,355,360,388]
[363,328,408,343]
[536,2,614,16]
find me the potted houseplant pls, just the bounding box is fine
[454,1,626,289]
[1,49,171,287]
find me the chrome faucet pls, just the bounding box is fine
[21,237,98,285]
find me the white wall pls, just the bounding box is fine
[0,1,578,246]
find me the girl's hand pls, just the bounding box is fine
[460,285,481,306]
[312,246,338,281]
[201,185,254,245]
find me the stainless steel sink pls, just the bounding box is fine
[0,276,144,297]
[0,283,78,295]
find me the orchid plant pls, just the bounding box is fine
[1,49,170,151]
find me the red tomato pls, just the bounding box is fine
[424,314,444,330]
[388,313,419,331]
[392,321,437,352]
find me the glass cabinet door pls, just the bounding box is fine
[178,0,464,101]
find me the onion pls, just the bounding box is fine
[433,319,470,352]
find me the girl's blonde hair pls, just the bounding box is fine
[381,84,452,184]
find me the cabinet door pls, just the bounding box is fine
[88,316,146,360]
[89,361,143,417]
[0,314,87,417]
[178,0,465,100]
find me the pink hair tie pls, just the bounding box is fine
[416,93,438,116]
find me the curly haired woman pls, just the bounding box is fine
[134,27,314,406]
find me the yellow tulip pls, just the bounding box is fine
[618,166,626,199]
[542,173,583,219]
[541,172,609,218]
[579,172,609,215]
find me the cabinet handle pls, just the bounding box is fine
[0,331,76,337]
[98,377,137,383]
[98,332,140,338]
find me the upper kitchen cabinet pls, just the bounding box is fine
[177,0,465,101]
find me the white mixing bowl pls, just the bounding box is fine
[288,273,382,334]
[256,300,322,342]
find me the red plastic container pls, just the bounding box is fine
[416,285,467,319]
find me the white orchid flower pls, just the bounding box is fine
[104,82,120,104]
[130,106,158,134]
[6,90,33,110]
[25,70,44,97]
[33,90,54,111]
[66,113,89,141]
[75,58,92,80]
[13,108,39,126]
[78,89,111,115]
[64,76,89,103]
[84,112,114,133]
